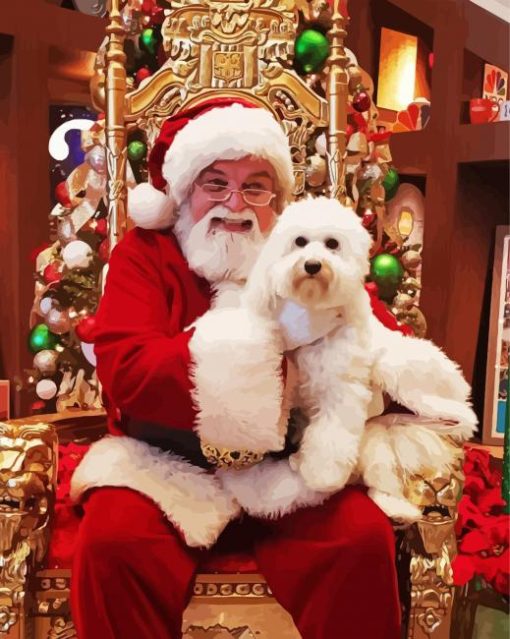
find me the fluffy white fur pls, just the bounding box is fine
[188,305,288,452]
[219,196,477,522]
[359,414,463,521]
[70,436,240,548]
[174,201,265,283]
[128,182,176,230]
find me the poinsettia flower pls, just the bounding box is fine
[456,495,488,533]
[460,516,509,554]
[476,486,506,515]
[452,554,476,585]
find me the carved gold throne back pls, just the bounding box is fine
[91,0,351,253]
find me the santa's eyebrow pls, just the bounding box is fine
[199,167,226,179]
[245,171,272,180]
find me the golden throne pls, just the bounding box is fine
[0,1,464,638]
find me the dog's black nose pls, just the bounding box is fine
[304,260,322,275]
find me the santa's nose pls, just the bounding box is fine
[304,261,322,275]
[224,190,245,213]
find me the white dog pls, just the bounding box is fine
[216,197,477,522]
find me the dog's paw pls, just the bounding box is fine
[368,489,422,524]
[434,403,478,440]
[296,454,352,493]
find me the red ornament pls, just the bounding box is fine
[98,238,110,262]
[30,400,46,413]
[55,181,72,208]
[96,112,105,120]
[362,211,376,228]
[352,91,371,113]
[75,315,97,344]
[43,262,63,285]
[94,218,108,237]
[135,67,152,86]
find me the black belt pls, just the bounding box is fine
[123,409,307,470]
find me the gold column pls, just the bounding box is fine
[326,0,349,204]
[105,0,128,254]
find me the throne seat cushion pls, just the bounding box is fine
[48,442,258,573]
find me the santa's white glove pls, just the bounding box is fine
[277,300,342,351]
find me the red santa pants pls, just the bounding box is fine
[71,486,401,639]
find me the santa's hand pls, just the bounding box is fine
[277,300,341,351]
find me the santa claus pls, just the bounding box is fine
[70,98,402,639]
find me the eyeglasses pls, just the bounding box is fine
[196,183,276,207]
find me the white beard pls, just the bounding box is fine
[174,201,266,284]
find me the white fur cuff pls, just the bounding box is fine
[189,307,287,453]
[70,436,240,548]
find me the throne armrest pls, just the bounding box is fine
[0,420,58,637]
[402,437,464,639]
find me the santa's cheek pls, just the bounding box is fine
[189,192,215,224]
[256,209,277,235]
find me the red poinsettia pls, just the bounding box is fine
[48,441,90,568]
[453,447,509,597]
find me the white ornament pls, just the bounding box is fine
[39,297,54,316]
[36,379,58,400]
[81,341,97,366]
[62,240,93,270]
[315,133,327,157]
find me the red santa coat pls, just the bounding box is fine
[70,227,410,548]
[94,227,211,433]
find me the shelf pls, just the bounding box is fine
[457,121,510,163]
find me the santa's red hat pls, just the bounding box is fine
[128,97,295,230]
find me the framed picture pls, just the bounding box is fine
[483,226,510,445]
[483,63,508,105]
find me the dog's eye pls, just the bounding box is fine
[325,238,339,250]
[295,236,308,247]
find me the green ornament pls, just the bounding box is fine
[383,168,400,200]
[139,28,160,56]
[29,324,58,354]
[128,140,147,162]
[370,253,404,300]
[295,29,330,74]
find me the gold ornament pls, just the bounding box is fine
[33,350,59,377]
[401,250,422,271]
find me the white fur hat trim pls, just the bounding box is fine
[128,182,175,230]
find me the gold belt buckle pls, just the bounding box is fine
[201,443,265,470]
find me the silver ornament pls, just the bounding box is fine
[85,145,106,175]
[46,308,71,335]
[39,297,54,316]
[71,0,107,17]
[305,154,327,187]
[33,350,59,377]
[57,217,78,246]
